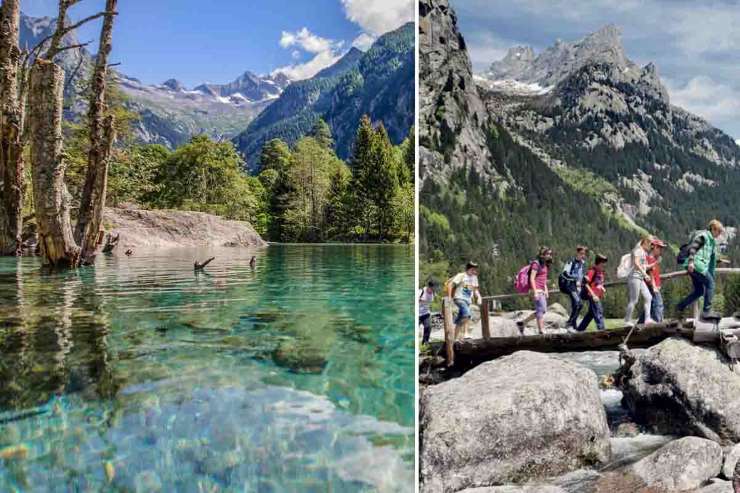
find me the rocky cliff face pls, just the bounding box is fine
[418,0,495,182]
[479,26,740,240]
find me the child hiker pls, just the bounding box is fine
[447,262,481,340]
[639,239,666,323]
[577,254,608,332]
[517,247,553,335]
[624,235,655,326]
[419,279,435,344]
[559,245,588,330]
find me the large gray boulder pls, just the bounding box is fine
[630,436,723,491]
[420,351,610,492]
[620,338,740,444]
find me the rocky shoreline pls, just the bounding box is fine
[420,316,740,492]
[21,207,267,254]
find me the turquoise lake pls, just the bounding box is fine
[0,245,414,492]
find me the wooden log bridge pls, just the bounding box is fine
[444,320,693,370]
[437,268,740,369]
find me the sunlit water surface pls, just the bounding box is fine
[0,245,414,492]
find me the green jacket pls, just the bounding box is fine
[683,230,717,276]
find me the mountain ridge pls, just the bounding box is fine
[233,22,415,171]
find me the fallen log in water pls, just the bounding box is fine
[427,320,697,371]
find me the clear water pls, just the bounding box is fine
[0,245,414,492]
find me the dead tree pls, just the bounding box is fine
[75,0,118,263]
[28,59,80,267]
[194,257,215,271]
[0,0,24,256]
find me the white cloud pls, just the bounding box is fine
[279,27,335,54]
[273,27,344,80]
[341,0,413,36]
[665,76,740,125]
[341,0,413,50]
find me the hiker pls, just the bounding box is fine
[676,220,724,320]
[624,235,655,326]
[577,254,608,332]
[559,246,588,329]
[639,238,667,323]
[517,247,553,335]
[447,262,481,340]
[419,279,435,345]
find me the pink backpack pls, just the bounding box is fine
[514,263,533,294]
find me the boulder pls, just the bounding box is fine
[721,443,740,479]
[631,436,722,491]
[104,207,267,250]
[620,338,740,444]
[420,351,610,492]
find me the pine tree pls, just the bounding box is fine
[259,138,291,173]
[310,118,334,150]
[349,115,377,240]
[369,124,398,240]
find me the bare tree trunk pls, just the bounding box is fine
[28,59,80,267]
[75,0,117,263]
[0,0,24,256]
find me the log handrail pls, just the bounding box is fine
[480,268,740,302]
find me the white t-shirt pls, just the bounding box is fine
[631,246,648,278]
[418,288,434,317]
[452,272,479,303]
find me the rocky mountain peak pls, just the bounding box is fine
[485,24,631,87]
[162,79,185,91]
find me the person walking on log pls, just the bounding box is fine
[577,254,608,332]
[676,219,724,321]
[517,247,553,335]
[419,279,435,345]
[559,245,588,330]
[624,235,655,326]
[447,262,481,340]
[639,238,667,324]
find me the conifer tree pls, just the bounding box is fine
[310,118,334,150]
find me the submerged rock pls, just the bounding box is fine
[630,436,722,491]
[420,351,610,492]
[620,338,740,444]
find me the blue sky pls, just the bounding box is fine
[452,0,740,140]
[21,0,413,87]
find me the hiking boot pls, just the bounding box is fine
[701,311,722,321]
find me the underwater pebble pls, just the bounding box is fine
[0,443,29,460]
[104,461,115,483]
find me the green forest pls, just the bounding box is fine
[420,122,740,317]
[59,87,414,245]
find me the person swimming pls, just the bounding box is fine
[249,256,256,269]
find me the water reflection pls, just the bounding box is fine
[0,245,414,491]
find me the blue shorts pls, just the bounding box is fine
[454,299,471,325]
[534,295,547,320]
